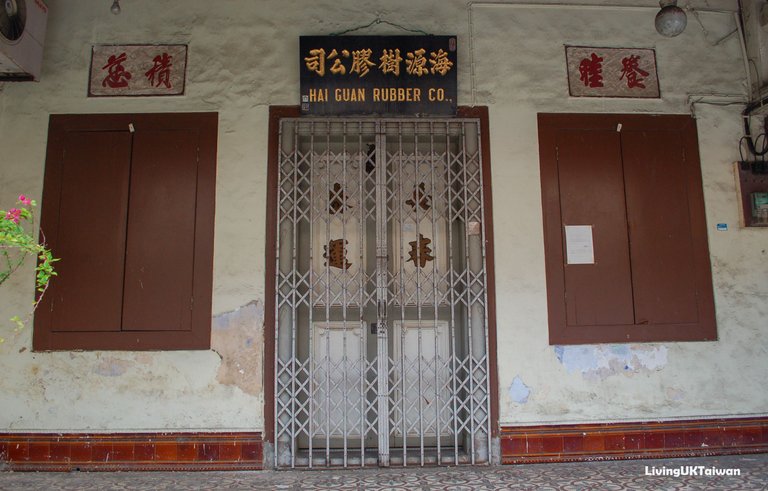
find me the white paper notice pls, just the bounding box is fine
[565,225,594,265]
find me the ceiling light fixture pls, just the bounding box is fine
[655,0,687,37]
[110,0,121,15]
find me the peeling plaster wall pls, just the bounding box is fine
[211,301,264,398]
[0,0,765,432]
[0,300,264,431]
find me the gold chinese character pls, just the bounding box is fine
[405,182,432,211]
[406,48,428,77]
[350,49,375,78]
[379,49,402,76]
[328,49,348,75]
[305,48,327,76]
[429,49,453,76]
[324,239,352,270]
[408,234,434,268]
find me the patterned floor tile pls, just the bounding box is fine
[0,454,765,490]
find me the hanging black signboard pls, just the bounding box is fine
[300,35,457,115]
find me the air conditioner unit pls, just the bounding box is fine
[0,0,48,81]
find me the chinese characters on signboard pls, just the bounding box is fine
[565,46,659,98]
[300,36,457,115]
[89,45,188,97]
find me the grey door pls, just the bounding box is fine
[273,118,491,468]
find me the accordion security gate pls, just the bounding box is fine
[274,118,491,468]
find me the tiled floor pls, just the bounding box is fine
[1,454,766,490]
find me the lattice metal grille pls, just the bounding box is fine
[274,118,490,468]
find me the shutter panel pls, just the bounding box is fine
[50,131,131,332]
[539,114,716,344]
[622,129,699,325]
[556,129,635,327]
[121,129,198,331]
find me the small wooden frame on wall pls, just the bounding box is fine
[565,46,660,98]
[88,44,188,97]
[734,161,768,227]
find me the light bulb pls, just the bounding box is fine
[111,0,121,15]
[655,0,687,37]
[5,0,18,17]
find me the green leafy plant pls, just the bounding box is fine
[0,194,58,341]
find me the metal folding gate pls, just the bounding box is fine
[273,117,491,468]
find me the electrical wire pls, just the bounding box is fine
[738,136,745,161]
[739,128,768,161]
[741,100,768,157]
[330,18,431,36]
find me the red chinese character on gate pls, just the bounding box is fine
[578,53,604,88]
[102,52,132,88]
[323,239,352,270]
[145,53,173,88]
[405,182,432,212]
[407,234,435,268]
[619,55,649,89]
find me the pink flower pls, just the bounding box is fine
[18,194,31,206]
[5,208,22,224]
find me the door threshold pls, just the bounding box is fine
[291,447,474,468]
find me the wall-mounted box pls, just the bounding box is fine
[734,161,768,227]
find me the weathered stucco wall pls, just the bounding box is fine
[471,3,768,424]
[0,0,764,432]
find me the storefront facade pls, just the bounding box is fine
[0,0,766,470]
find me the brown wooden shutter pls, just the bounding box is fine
[539,113,716,344]
[556,129,635,327]
[48,130,132,332]
[34,112,217,351]
[622,127,699,325]
[121,129,198,332]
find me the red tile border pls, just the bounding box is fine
[604,434,625,451]
[525,436,545,453]
[541,436,564,453]
[51,442,73,462]
[624,433,643,451]
[91,443,112,462]
[0,432,263,471]
[154,442,178,461]
[219,442,241,461]
[501,417,768,464]
[684,430,703,448]
[240,442,262,462]
[583,434,605,452]
[27,442,51,461]
[563,435,584,453]
[3,421,763,470]
[199,442,220,461]
[177,442,198,461]
[133,442,155,461]
[663,431,686,449]
[69,442,93,462]
[645,432,665,450]
[8,442,29,462]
